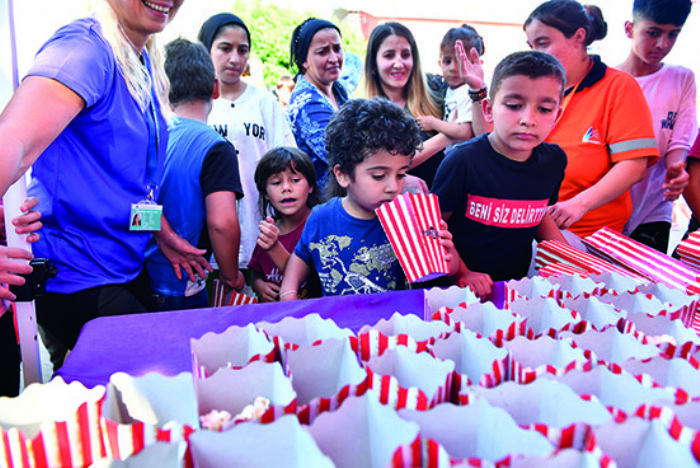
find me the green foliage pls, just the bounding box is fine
[230,0,367,87]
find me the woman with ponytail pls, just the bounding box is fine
[524,0,659,238]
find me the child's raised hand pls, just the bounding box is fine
[257,216,280,250]
[455,40,486,91]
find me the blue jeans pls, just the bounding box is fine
[152,289,209,312]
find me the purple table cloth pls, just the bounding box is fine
[56,289,428,388]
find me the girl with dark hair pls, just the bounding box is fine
[524,0,659,239]
[364,22,457,189]
[198,13,296,273]
[286,18,350,187]
[249,147,322,302]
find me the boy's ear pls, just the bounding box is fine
[624,20,634,39]
[554,105,563,125]
[333,164,351,188]
[212,78,221,100]
[481,98,494,124]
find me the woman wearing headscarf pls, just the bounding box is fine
[198,13,296,272]
[286,18,350,188]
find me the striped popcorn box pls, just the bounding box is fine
[389,436,452,468]
[306,394,421,468]
[211,279,258,306]
[284,339,368,425]
[585,227,700,293]
[376,192,449,283]
[194,362,297,430]
[536,239,643,279]
[538,261,592,278]
[366,346,454,407]
[676,231,700,272]
[0,379,106,468]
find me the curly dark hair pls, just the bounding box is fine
[324,97,423,198]
[254,146,321,220]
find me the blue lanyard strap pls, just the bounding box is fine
[144,94,160,202]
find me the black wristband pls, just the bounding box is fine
[469,86,488,102]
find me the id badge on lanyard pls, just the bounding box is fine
[130,96,163,232]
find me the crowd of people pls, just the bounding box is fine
[0,0,697,396]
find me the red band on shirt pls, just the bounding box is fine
[465,195,548,228]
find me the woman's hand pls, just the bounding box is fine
[154,216,212,282]
[0,246,34,311]
[402,175,429,195]
[257,217,280,251]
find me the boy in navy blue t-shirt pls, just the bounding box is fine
[433,51,569,299]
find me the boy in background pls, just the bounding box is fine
[145,38,245,311]
[618,0,696,253]
[432,51,568,299]
[280,98,465,299]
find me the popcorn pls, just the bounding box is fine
[234,397,271,423]
[199,409,232,431]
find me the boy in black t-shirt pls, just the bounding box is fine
[432,51,568,299]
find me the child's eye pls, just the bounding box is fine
[372,174,386,181]
[239,46,249,55]
[538,106,554,113]
[292,177,302,183]
[397,173,407,179]
[505,103,522,110]
[401,51,412,59]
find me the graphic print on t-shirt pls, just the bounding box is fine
[465,195,548,228]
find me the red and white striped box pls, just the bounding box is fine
[376,193,449,283]
[536,239,643,279]
[676,231,700,272]
[584,227,700,294]
[211,279,258,307]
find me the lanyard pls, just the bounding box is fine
[144,93,160,202]
[556,59,594,127]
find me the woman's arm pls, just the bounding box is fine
[0,77,85,196]
[548,158,649,229]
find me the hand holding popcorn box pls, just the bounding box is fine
[376,192,449,283]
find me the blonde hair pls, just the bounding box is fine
[90,0,170,115]
[364,22,442,120]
